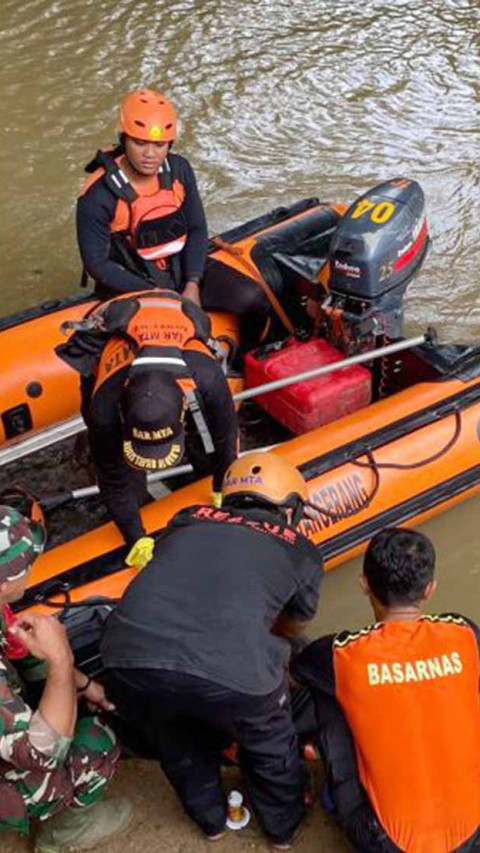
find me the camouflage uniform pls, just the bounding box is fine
[0,503,120,836]
[0,630,120,836]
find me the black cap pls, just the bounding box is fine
[121,371,186,471]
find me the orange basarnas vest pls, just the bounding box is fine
[334,615,480,853]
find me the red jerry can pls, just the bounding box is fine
[244,338,372,434]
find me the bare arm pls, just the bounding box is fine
[74,668,116,712]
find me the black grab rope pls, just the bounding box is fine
[352,408,462,472]
[304,448,381,522]
[35,588,120,619]
[303,409,462,524]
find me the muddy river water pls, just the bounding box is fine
[1,0,480,631]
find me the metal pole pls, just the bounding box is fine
[235,333,428,402]
[49,443,279,503]
[0,333,428,467]
[0,416,85,467]
[68,464,195,500]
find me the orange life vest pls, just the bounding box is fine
[92,291,216,454]
[333,615,480,853]
[80,151,187,275]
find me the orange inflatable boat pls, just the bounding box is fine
[0,296,239,448]
[0,196,343,452]
[3,178,480,643]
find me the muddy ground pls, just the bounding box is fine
[3,757,351,853]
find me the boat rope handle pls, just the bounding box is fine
[304,448,381,522]
[35,587,120,618]
[352,408,462,471]
[303,409,461,523]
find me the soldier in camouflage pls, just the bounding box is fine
[0,504,132,851]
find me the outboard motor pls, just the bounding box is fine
[322,178,429,354]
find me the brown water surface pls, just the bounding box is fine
[1,0,480,624]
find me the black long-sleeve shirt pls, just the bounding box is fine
[84,351,238,545]
[76,154,208,297]
[102,505,322,694]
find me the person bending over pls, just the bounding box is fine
[56,289,238,571]
[292,527,480,853]
[101,451,323,848]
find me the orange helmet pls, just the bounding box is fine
[118,89,178,143]
[222,451,308,507]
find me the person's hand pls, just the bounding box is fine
[126,536,155,571]
[182,280,201,306]
[212,492,223,509]
[77,675,116,712]
[11,613,73,669]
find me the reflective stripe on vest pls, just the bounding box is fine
[109,156,187,264]
[93,294,215,455]
[131,356,187,367]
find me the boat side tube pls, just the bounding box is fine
[15,371,480,614]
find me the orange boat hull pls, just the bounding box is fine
[21,369,480,613]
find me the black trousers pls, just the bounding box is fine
[95,270,272,350]
[314,691,480,853]
[201,274,271,350]
[80,374,150,543]
[106,668,305,843]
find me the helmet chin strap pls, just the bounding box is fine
[291,499,306,528]
[122,151,146,180]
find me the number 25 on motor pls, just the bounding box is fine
[351,199,395,224]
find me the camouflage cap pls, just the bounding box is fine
[0,505,43,584]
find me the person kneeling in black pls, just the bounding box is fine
[101,451,322,847]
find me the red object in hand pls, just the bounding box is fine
[2,605,30,659]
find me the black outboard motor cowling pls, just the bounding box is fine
[330,178,428,298]
[323,178,429,351]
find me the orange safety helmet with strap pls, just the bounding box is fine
[118,88,178,143]
[221,451,309,525]
[80,90,186,287]
[91,291,218,457]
